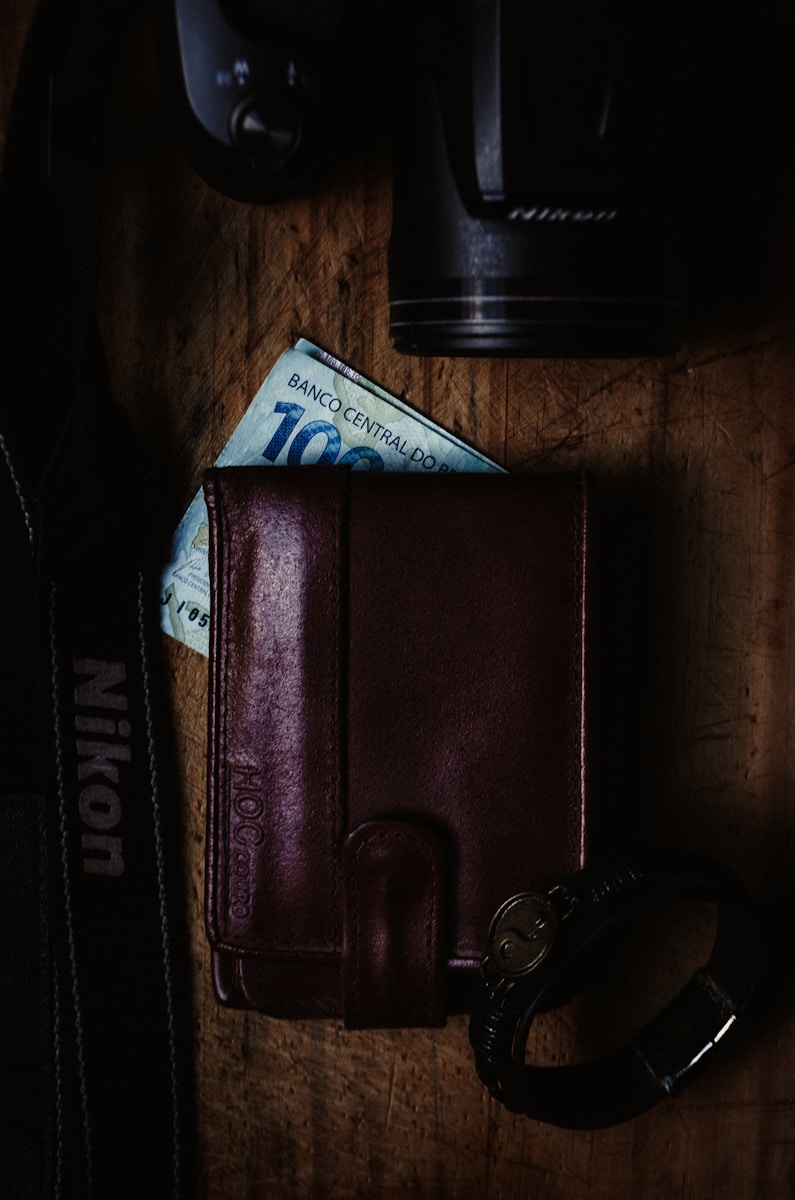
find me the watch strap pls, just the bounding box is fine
[469,850,761,1128]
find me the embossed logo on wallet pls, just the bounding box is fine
[228,764,265,922]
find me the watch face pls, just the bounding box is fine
[486,892,558,978]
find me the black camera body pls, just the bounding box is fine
[158,0,358,203]
[159,0,790,358]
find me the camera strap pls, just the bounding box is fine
[0,1,194,1196]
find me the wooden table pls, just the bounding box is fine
[3,4,794,1196]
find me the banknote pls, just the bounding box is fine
[159,339,504,655]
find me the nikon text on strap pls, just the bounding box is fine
[0,1,195,1195]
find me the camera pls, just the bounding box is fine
[158,0,359,203]
[159,0,790,358]
[388,1,687,357]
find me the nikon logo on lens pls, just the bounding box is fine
[506,208,619,224]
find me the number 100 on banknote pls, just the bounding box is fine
[160,340,503,655]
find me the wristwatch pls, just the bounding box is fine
[469,849,761,1128]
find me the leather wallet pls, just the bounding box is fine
[204,465,593,1028]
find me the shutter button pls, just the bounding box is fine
[232,95,301,164]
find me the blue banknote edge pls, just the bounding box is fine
[160,340,505,653]
[296,338,506,472]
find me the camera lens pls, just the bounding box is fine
[388,3,685,359]
[388,88,683,358]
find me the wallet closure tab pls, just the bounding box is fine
[342,821,446,1029]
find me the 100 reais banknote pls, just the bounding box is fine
[160,339,504,655]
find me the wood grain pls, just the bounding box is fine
[3,4,795,1197]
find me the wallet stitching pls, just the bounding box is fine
[218,482,231,942]
[572,476,587,867]
[330,476,340,952]
[349,828,439,1026]
[561,476,586,875]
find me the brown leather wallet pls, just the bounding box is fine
[203,466,593,1028]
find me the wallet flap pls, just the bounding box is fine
[204,465,592,1024]
[342,821,446,1029]
[344,470,590,962]
[204,467,346,956]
